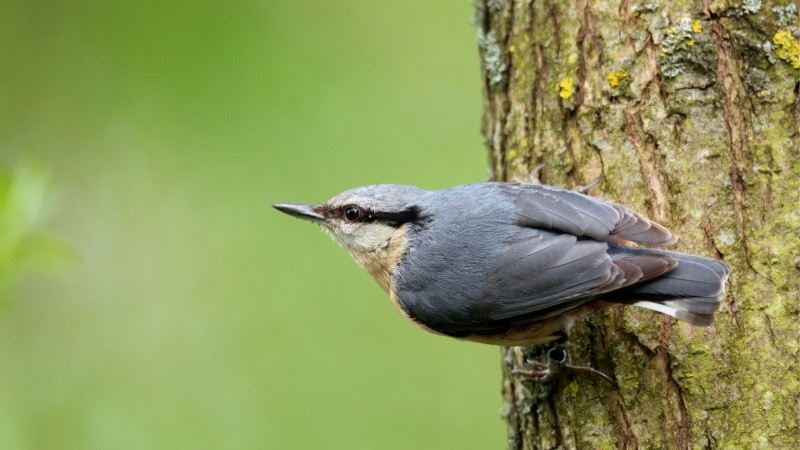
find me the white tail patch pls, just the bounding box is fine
[632,301,681,319]
[632,300,716,327]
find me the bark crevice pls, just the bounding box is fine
[710,19,752,271]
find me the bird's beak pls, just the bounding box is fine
[272,203,326,224]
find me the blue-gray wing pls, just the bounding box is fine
[396,228,674,337]
[500,183,677,246]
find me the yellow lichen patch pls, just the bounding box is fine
[607,69,628,87]
[505,148,518,162]
[567,380,579,397]
[692,20,702,33]
[773,30,800,69]
[685,38,695,47]
[558,77,575,99]
[509,44,516,53]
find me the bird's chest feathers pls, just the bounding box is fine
[346,227,408,292]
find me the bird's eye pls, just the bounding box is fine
[343,205,363,222]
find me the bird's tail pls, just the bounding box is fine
[614,251,730,326]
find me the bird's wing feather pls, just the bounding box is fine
[501,183,677,246]
[481,236,615,321]
[481,232,671,322]
[395,227,675,337]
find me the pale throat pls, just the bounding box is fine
[344,226,408,293]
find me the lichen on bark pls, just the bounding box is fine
[475,1,800,448]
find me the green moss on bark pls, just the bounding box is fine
[480,1,800,448]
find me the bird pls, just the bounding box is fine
[273,182,729,354]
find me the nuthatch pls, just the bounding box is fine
[274,182,729,352]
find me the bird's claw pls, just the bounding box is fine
[511,360,552,382]
[512,164,546,185]
[513,346,618,388]
[511,347,568,382]
[514,164,603,194]
[574,173,603,194]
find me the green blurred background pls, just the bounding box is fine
[0,1,503,449]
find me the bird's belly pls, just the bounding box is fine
[463,303,606,345]
[392,298,604,346]
[387,284,572,344]
[461,318,569,346]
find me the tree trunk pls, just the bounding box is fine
[475,1,800,448]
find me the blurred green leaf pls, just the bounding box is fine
[0,161,72,298]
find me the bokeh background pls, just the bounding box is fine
[0,1,504,449]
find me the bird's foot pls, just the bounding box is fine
[512,347,617,387]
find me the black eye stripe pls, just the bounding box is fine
[332,205,421,227]
[370,209,419,225]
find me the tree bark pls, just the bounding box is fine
[475,1,800,448]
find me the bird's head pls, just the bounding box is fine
[273,185,426,284]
